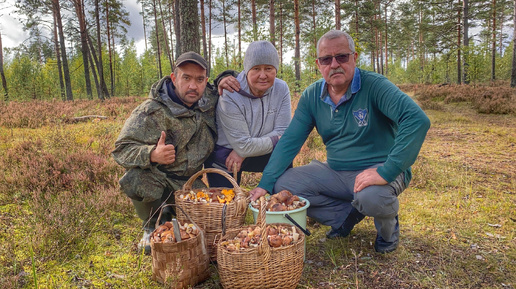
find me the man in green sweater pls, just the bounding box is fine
[249,30,431,253]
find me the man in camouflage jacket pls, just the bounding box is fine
[112,52,235,253]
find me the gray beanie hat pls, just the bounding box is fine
[243,41,279,74]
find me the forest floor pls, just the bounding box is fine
[0,88,514,289]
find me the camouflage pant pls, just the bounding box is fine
[119,167,206,228]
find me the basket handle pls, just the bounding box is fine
[154,204,207,256]
[182,168,245,197]
[257,196,271,262]
[183,168,248,219]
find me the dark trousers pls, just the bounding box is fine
[204,152,292,187]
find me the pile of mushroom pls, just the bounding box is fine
[151,221,200,243]
[178,188,235,204]
[250,190,306,212]
[220,224,300,252]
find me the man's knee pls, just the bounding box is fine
[353,186,399,218]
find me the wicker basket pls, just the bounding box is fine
[174,168,248,261]
[216,197,305,289]
[150,204,210,288]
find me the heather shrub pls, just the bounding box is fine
[0,136,131,259]
[472,86,515,114]
[413,83,515,114]
[0,96,144,129]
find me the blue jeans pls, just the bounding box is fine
[273,160,406,242]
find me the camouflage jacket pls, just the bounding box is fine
[112,76,218,201]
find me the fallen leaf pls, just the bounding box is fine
[487,223,501,228]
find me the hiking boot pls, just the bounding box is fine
[138,227,153,255]
[374,216,399,253]
[326,207,365,239]
[160,206,175,223]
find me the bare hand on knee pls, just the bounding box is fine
[354,168,387,193]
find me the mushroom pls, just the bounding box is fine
[271,203,287,212]
[268,235,283,247]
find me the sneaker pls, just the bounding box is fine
[138,227,153,255]
[326,208,365,239]
[374,216,399,253]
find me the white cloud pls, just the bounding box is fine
[0,3,30,49]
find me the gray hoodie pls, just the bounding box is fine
[215,71,291,158]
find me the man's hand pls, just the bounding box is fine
[150,131,176,165]
[354,168,388,193]
[218,75,240,95]
[225,150,245,173]
[249,187,268,201]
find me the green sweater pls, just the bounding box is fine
[258,68,431,192]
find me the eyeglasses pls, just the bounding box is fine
[317,53,354,65]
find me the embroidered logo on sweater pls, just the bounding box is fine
[353,109,368,127]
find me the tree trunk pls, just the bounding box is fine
[174,0,181,57]
[152,0,163,78]
[511,0,516,87]
[238,0,242,67]
[179,0,200,54]
[158,0,173,72]
[200,0,208,60]
[106,1,115,96]
[95,0,106,99]
[0,32,8,100]
[252,0,257,41]
[86,37,102,100]
[52,0,73,101]
[354,0,359,34]
[270,0,275,46]
[491,0,496,82]
[167,2,175,65]
[142,0,148,51]
[457,0,462,84]
[52,11,64,101]
[463,0,469,84]
[208,0,212,72]
[294,0,301,90]
[73,0,93,99]
[279,1,283,73]
[335,0,341,30]
[222,0,229,66]
[384,2,389,76]
[312,0,317,73]
[88,33,110,99]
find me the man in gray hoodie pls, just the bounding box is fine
[204,41,292,187]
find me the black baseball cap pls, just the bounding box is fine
[175,51,208,72]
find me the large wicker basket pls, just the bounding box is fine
[216,197,305,289]
[150,204,210,288]
[174,168,248,261]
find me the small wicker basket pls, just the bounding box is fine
[174,168,248,261]
[216,197,305,289]
[150,204,210,289]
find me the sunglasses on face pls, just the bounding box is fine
[317,53,354,65]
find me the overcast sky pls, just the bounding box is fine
[0,0,234,55]
[0,0,146,51]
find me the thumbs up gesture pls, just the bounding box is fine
[150,131,176,164]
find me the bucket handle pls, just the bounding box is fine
[284,213,311,236]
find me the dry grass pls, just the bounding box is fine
[0,88,514,289]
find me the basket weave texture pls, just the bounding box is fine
[174,168,248,261]
[150,205,210,288]
[216,197,305,289]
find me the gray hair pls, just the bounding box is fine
[316,30,355,57]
